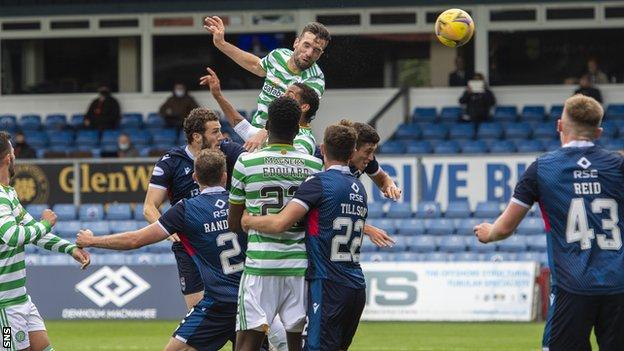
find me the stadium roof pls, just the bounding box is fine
[0,0,590,17]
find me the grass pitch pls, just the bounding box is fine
[46,321,597,350]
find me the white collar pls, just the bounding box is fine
[562,140,595,148]
[200,186,226,194]
[327,165,351,173]
[185,145,195,160]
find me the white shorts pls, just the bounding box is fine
[1,296,46,350]
[236,273,307,333]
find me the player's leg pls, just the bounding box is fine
[235,330,266,351]
[593,292,624,351]
[268,316,288,351]
[236,273,280,351]
[3,301,34,351]
[25,299,50,351]
[164,337,197,351]
[541,287,595,351]
[279,276,307,351]
[338,285,366,350]
[169,300,237,351]
[172,242,204,310]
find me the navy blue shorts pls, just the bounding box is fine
[173,299,236,350]
[303,279,366,351]
[172,241,204,295]
[543,286,624,351]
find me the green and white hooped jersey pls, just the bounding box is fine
[0,185,76,309]
[293,127,316,156]
[252,48,325,128]
[229,144,323,276]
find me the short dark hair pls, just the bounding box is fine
[300,22,331,44]
[184,108,219,144]
[293,83,320,122]
[194,149,226,187]
[339,119,380,149]
[324,124,357,162]
[0,132,11,159]
[267,96,301,142]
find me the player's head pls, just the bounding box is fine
[285,83,320,124]
[193,149,227,188]
[292,22,330,71]
[559,94,603,142]
[266,96,301,144]
[184,108,223,150]
[321,124,357,164]
[339,119,380,171]
[0,132,15,179]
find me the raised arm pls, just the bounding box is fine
[143,186,168,224]
[474,202,529,243]
[370,170,402,201]
[203,16,266,77]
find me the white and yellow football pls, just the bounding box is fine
[434,8,475,48]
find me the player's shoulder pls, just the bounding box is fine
[267,48,293,64]
[157,146,189,163]
[292,152,323,169]
[219,140,245,155]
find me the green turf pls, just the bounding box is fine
[45,320,598,350]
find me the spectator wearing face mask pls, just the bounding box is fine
[116,133,139,158]
[13,131,36,159]
[84,85,121,130]
[158,83,199,129]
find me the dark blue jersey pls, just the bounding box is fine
[512,142,624,295]
[149,141,245,205]
[158,187,245,303]
[293,165,367,289]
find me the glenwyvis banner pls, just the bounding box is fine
[362,155,538,210]
[361,262,538,321]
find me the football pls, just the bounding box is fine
[434,8,475,48]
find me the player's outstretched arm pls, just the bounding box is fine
[203,16,266,77]
[76,223,168,250]
[363,224,395,248]
[241,202,308,234]
[371,171,402,201]
[474,202,529,243]
[0,207,55,247]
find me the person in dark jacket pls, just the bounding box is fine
[449,56,469,87]
[459,73,496,128]
[13,132,36,159]
[84,85,121,130]
[159,83,199,129]
[574,74,603,104]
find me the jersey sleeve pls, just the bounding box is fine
[149,154,175,190]
[292,176,323,211]
[512,161,539,208]
[233,119,262,141]
[302,68,325,97]
[259,49,278,72]
[364,157,381,177]
[157,200,185,235]
[229,157,247,205]
[293,133,315,155]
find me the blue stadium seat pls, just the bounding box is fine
[600,121,618,139]
[468,238,497,253]
[493,106,517,122]
[120,113,144,129]
[440,106,462,123]
[25,131,48,149]
[460,140,487,154]
[516,217,544,235]
[488,140,516,153]
[515,139,544,153]
[373,219,396,234]
[45,114,67,130]
[474,201,501,218]
[477,122,503,140]
[0,115,17,132]
[81,220,110,235]
[395,252,422,261]
[521,105,545,123]
[108,220,138,233]
[504,122,532,139]
[452,252,480,262]
[433,140,460,154]
[456,218,483,235]
[101,130,121,146]
[395,219,426,236]
[106,203,133,220]
[603,139,624,151]
[527,235,547,252]
[360,238,378,253]
[54,221,82,238]
[416,201,441,218]
[394,123,421,140]
[405,141,433,154]
[146,113,165,129]
[407,236,436,253]
[485,252,516,262]
[379,141,405,154]
[420,123,448,140]
[100,144,118,153]
[70,113,85,128]
[48,130,75,147]
[388,236,407,252]
[412,107,437,123]
[533,122,557,139]
[76,130,100,147]
[449,123,475,141]
[125,129,151,147]
[438,235,466,253]
[606,104,624,120]
[518,251,548,266]
[53,204,77,220]
[549,105,564,120]
[425,218,455,235]
[19,114,42,130]
[367,202,385,218]
[79,203,105,220]
[25,204,48,217]
[134,204,145,219]
[386,202,412,219]
[444,201,471,219]
[424,252,449,262]
[544,139,561,151]
[497,235,528,252]
[362,252,394,262]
